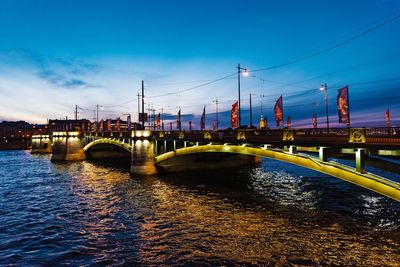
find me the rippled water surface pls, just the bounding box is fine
[0,150,399,266]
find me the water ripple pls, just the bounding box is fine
[0,150,399,266]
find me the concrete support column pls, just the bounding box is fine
[184,141,187,148]
[51,131,86,161]
[319,147,329,162]
[31,135,52,154]
[164,140,167,153]
[289,145,297,154]
[356,148,367,173]
[130,130,157,176]
[263,144,273,149]
[173,140,177,151]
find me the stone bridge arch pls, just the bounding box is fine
[83,138,132,152]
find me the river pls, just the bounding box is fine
[0,150,399,266]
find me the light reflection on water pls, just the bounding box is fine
[0,150,399,266]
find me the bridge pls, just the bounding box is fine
[31,127,400,202]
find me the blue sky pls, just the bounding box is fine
[0,0,399,128]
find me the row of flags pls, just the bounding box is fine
[88,85,393,131]
[266,86,351,128]
[82,115,130,131]
[172,86,352,130]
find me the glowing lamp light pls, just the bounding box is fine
[320,84,326,91]
[242,68,249,77]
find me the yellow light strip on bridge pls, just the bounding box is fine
[82,138,132,152]
[155,144,400,202]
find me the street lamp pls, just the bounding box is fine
[237,64,249,127]
[212,99,219,130]
[320,83,329,131]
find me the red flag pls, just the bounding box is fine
[107,119,111,131]
[177,109,181,130]
[231,101,238,128]
[337,86,350,124]
[386,109,391,128]
[99,119,104,131]
[274,95,283,127]
[200,106,206,130]
[287,116,291,128]
[312,114,317,129]
[156,113,161,129]
[116,117,120,131]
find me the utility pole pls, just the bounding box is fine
[237,64,241,127]
[161,108,164,130]
[141,80,145,128]
[320,83,329,132]
[137,93,140,123]
[96,104,99,124]
[152,106,156,130]
[75,105,78,120]
[250,93,253,127]
[213,99,219,130]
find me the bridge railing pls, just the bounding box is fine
[365,127,400,144]
[52,127,400,147]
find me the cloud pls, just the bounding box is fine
[0,49,101,89]
[37,69,100,89]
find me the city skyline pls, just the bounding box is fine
[0,0,400,128]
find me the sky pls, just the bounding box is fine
[0,0,400,128]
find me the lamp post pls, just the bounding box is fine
[237,64,249,127]
[320,83,329,132]
[212,99,219,130]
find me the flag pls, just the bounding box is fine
[287,116,291,128]
[99,119,104,131]
[156,113,161,129]
[337,86,350,124]
[127,115,131,130]
[386,109,391,128]
[274,95,283,127]
[177,109,181,130]
[231,101,239,128]
[107,119,111,131]
[312,114,317,129]
[116,117,120,131]
[200,106,206,130]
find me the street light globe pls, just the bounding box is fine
[243,68,249,77]
[320,84,325,91]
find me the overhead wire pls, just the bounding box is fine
[251,12,400,73]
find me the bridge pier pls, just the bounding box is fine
[130,130,157,176]
[319,147,329,162]
[31,134,52,154]
[356,148,367,173]
[289,145,297,154]
[51,131,86,161]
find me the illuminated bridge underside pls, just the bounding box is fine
[155,144,400,202]
[83,139,132,153]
